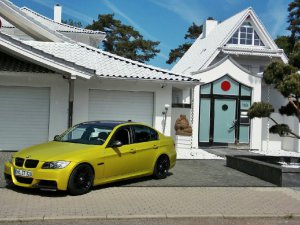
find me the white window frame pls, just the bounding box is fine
[228,21,264,47]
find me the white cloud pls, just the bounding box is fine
[28,0,94,23]
[101,0,171,51]
[149,0,204,24]
[261,0,290,37]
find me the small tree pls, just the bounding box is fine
[248,61,300,139]
[86,14,160,63]
[166,22,203,64]
[62,19,83,28]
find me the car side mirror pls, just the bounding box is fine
[53,135,60,141]
[111,140,122,148]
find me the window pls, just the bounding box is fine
[59,124,113,145]
[228,22,264,46]
[111,127,130,145]
[132,125,158,143]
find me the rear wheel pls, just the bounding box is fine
[153,155,170,179]
[67,164,94,195]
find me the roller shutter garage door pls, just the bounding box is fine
[0,86,50,150]
[88,90,154,125]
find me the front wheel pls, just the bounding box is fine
[153,155,170,179]
[67,164,94,195]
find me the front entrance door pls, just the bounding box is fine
[213,99,236,143]
[198,75,252,147]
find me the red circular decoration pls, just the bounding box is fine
[221,81,231,91]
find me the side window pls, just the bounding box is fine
[133,125,153,143]
[149,128,159,141]
[112,127,130,145]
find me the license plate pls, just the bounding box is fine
[14,169,32,177]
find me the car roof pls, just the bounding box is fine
[79,120,134,128]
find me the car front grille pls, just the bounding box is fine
[25,160,39,168]
[15,176,33,184]
[14,158,39,168]
[15,158,24,167]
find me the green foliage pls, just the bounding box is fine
[247,102,274,119]
[86,14,160,63]
[263,62,297,87]
[278,73,300,97]
[288,0,300,40]
[166,22,203,64]
[289,42,300,68]
[269,124,291,136]
[62,19,82,28]
[279,101,300,116]
[274,35,295,56]
[166,43,191,65]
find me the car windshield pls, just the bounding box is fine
[56,124,113,145]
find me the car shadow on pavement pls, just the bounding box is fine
[3,172,174,197]
[5,185,68,197]
[93,172,174,191]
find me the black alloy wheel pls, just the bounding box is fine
[153,155,170,179]
[68,164,94,195]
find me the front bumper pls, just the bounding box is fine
[4,161,76,191]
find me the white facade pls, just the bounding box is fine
[191,58,262,150]
[0,72,69,150]
[0,71,177,151]
[0,1,197,151]
[72,78,173,136]
[171,7,299,153]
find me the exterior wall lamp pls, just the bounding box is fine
[162,104,170,134]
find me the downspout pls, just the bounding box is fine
[68,77,75,128]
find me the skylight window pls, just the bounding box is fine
[228,22,264,46]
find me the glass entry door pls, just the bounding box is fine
[198,75,252,146]
[213,99,236,143]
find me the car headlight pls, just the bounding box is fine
[42,161,70,169]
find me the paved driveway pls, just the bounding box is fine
[117,159,274,187]
[0,151,274,188]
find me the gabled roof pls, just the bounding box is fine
[0,32,198,83]
[172,7,288,75]
[24,40,198,82]
[0,50,54,73]
[0,0,69,42]
[0,0,105,45]
[20,7,105,35]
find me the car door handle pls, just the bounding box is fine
[153,145,158,149]
[130,149,136,154]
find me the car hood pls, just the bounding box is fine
[14,141,101,162]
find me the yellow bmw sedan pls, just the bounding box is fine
[4,121,176,195]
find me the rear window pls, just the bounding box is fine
[132,125,158,143]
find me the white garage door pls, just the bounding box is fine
[89,90,154,125]
[0,86,50,150]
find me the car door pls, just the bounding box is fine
[103,125,137,180]
[129,125,159,173]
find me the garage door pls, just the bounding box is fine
[88,90,154,125]
[0,86,50,150]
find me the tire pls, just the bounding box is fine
[67,164,94,195]
[153,155,170,179]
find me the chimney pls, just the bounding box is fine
[54,4,62,23]
[203,18,218,38]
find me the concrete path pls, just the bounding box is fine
[0,187,300,221]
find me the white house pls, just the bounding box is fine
[172,7,300,153]
[0,0,198,151]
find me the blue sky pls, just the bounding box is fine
[11,0,292,70]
